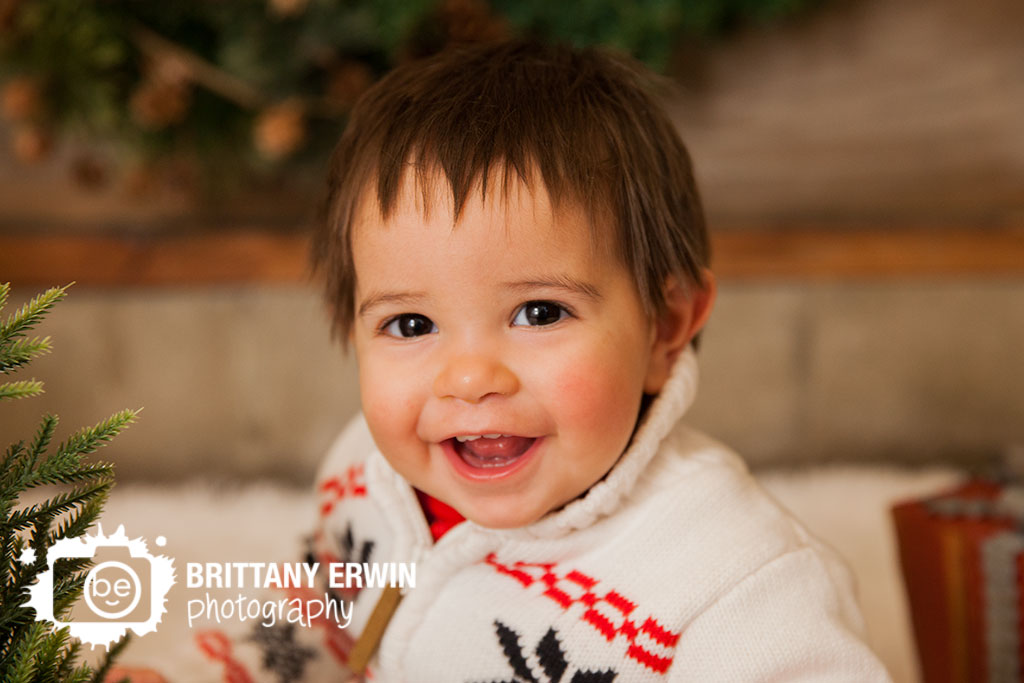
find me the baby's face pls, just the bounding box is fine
[350,172,665,528]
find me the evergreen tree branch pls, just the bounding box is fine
[6,481,112,533]
[52,569,90,618]
[90,634,132,683]
[51,491,109,544]
[0,285,131,679]
[53,408,141,460]
[0,336,53,374]
[0,283,8,317]
[31,626,68,680]
[0,285,70,346]
[55,639,82,678]
[2,440,27,490]
[22,460,117,491]
[27,413,58,469]
[5,620,44,682]
[67,664,97,683]
[0,379,44,401]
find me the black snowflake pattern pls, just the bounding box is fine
[339,521,375,565]
[474,620,617,683]
[247,622,318,683]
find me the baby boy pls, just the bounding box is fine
[149,39,891,683]
[298,39,892,682]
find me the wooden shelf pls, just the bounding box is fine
[2,226,1023,287]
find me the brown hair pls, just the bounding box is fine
[313,39,710,344]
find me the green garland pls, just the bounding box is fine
[0,0,822,193]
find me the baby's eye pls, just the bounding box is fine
[512,301,570,327]
[382,314,437,338]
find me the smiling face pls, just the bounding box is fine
[351,171,680,528]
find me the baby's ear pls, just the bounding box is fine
[643,270,716,394]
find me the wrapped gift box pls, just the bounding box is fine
[892,479,1024,683]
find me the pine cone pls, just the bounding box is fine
[326,62,374,112]
[147,52,191,88]
[0,0,22,32]
[12,124,52,162]
[124,164,161,199]
[441,0,508,45]
[1,76,43,122]
[253,99,307,160]
[130,79,191,129]
[268,0,308,18]
[70,154,108,190]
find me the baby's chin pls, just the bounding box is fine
[464,510,548,530]
[452,491,580,530]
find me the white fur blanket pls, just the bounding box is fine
[91,466,960,682]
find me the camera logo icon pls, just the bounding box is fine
[24,525,175,649]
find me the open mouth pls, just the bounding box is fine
[442,434,541,480]
[451,435,536,467]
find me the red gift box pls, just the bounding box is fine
[892,479,1024,683]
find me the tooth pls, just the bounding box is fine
[483,434,503,439]
[456,435,482,442]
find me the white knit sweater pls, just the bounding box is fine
[188,349,892,681]
[294,348,888,681]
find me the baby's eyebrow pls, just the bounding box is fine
[502,276,603,302]
[357,290,428,317]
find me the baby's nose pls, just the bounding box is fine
[432,352,519,403]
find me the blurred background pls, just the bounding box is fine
[0,0,1022,485]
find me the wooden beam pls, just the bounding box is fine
[0,232,312,286]
[1,226,1023,286]
[711,226,1024,279]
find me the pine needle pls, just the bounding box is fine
[0,336,53,374]
[0,379,44,402]
[0,285,70,346]
[0,284,133,680]
[6,621,45,683]
[53,408,141,460]
[7,481,113,532]
[90,634,132,683]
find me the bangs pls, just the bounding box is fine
[315,40,708,346]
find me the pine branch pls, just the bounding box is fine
[52,568,90,618]
[0,379,44,402]
[4,621,45,682]
[20,461,116,492]
[132,24,263,109]
[0,336,52,374]
[0,283,8,317]
[0,285,133,679]
[27,413,57,469]
[6,481,113,533]
[0,285,69,347]
[66,664,96,683]
[90,634,132,683]
[53,408,141,460]
[2,440,27,489]
[0,525,16,588]
[31,626,68,681]
[52,493,109,545]
[54,639,82,678]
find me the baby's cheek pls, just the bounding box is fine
[361,381,419,447]
[551,357,640,439]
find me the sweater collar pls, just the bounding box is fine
[516,346,700,538]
